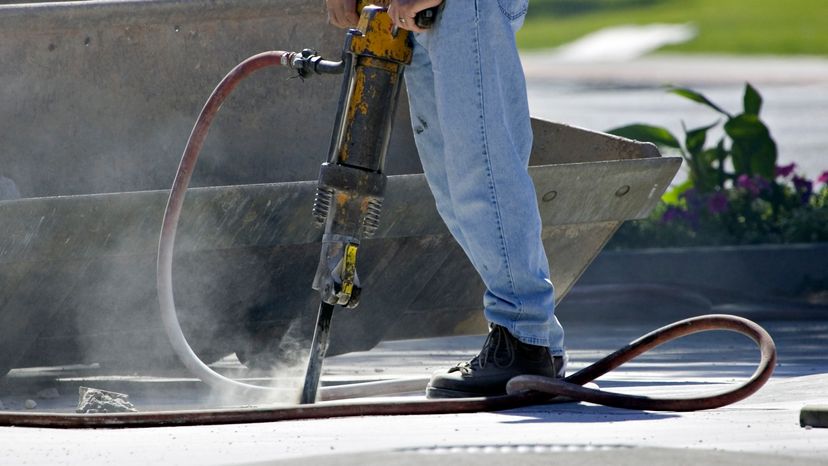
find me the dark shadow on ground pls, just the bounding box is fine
[499,403,679,423]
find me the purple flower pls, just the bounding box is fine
[707,192,729,214]
[684,209,701,230]
[754,176,770,192]
[737,174,761,197]
[775,162,796,178]
[792,175,813,204]
[661,206,684,224]
[818,171,828,185]
[661,206,699,229]
[736,174,770,198]
[793,175,812,192]
[680,188,705,211]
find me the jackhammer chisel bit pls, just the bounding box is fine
[300,301,335,404]
[299,3,438,404]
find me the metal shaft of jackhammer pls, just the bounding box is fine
[300,302,336,404]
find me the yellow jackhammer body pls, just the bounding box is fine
[301,3,440,403]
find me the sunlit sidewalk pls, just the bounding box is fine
[1,311,826,465]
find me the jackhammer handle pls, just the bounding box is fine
[356,1,443,29]
[414,4,442,29]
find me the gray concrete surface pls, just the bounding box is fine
[1,314,826,465]
[522,54,828,182]
[574,243,828,303]
[263,448,822,466]
[0,0,420,198]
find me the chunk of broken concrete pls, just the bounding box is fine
[76,387,137,414]
[24,399,37,409]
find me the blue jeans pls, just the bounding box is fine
[404,0,565,355]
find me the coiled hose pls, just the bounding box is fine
[0,314,776,428]
[0,53,777,428]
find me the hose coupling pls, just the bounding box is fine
[290,49,346,78]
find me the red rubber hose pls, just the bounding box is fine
[156,51,299,398]
[0,314,776,428]
[507,314,777,412]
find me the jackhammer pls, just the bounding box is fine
[301,4,433,403]
[0,2,778,428]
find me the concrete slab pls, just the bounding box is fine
[521,53,828,86]
[259,448,822,466]
[522,55,828,183]
[1,317,826,465]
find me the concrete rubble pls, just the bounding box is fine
[76,387,137,414]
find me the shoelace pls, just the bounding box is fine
[452,326,516,374]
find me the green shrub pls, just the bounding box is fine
[606,84,828,249]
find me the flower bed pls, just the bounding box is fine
[606,84,828,249]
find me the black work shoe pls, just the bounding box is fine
[426,325,566,399]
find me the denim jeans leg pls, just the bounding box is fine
[404,40,472,259]
[405,0,564,354]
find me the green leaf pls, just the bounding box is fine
[668,86,732,117]
[724,114,767,139]
[697,147,719,167]
[715,138,728,189]
[732,140,778,179]
[743,83,762,115]
[692,148,722,192]
[725,114,778,178]
[607,124,681,149]
[662,179,693,205]
[684,120,719,156]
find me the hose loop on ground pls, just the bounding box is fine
[507,314,776,411]
[0,314,776,428]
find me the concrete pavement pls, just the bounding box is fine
[522,54,828,182]
[1,313,826,465]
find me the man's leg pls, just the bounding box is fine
[406,0,565,397]
[404,36,474,259]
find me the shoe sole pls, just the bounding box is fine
[426,385,500,399]
[426,382,586,402]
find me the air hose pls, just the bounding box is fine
[0,314,775,428]
[0,52,777,429]
[156,51,294,399]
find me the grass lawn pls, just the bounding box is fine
[518,0,828,55]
